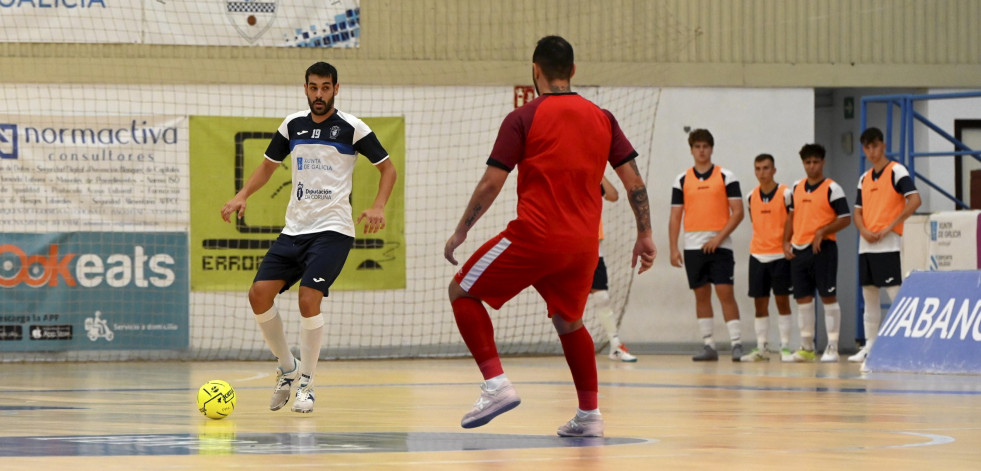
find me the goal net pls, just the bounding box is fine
[0,1,689,362]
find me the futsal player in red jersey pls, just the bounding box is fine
[443,35,657,437]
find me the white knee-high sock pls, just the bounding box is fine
[592,290,620,345]
[798,301,815,351]
[754,317,769,349]
[862,285,882,347]
[698,318,715,348]
[255,306,295,371]
[824,302,841,347]
[726,319,742,346]
[299,313,325,385]
[778,314,793,349]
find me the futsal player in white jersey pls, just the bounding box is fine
[221,62,397,413]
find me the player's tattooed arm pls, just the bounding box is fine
[621,160,651,234]
[628,185,651,233]
[445,166,509,265]
[464,203,482,228]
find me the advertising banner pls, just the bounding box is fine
[865,270,981,374]
[188,115,405,291]
[0,1,361,47]
[145,0,361,47]
[0,0,142,44]
[928,210,981,270]
[0,232,189,351]
[0,115,189,233]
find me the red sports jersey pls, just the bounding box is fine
[488,93,637,253]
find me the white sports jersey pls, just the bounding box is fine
[265,109,389,236]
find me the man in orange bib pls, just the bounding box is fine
[784,144,851,363]
[742,154,795,362]
[669,129,745,362]
[850,127,920,364]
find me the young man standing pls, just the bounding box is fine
[851,127,920,363]
[741,154,795,362]
[444,36,656,438]
[221,62,397,413]
[784,144,851,363]
[669,129,745,362]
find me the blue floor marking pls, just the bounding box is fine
[2,380,980,397]
[0,432,649,457]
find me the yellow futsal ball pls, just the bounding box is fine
[197,380,236,420]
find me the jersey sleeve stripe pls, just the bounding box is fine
[290,139,355,155]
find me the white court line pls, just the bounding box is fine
[235,371,270,382]
[885,431,956,448]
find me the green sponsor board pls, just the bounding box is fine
[189,115,405,291]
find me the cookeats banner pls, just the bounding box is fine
[865,270,981,374]
[188,115,405,291]
[0,115,189,233]
[1,1,361,47]
[0,232,189,351]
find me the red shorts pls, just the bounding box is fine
[453,233,598,322]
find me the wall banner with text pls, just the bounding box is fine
[0,1,361,47]
[0,114,189,233]
[0,232,190,352]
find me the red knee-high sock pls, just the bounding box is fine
[559,326,598,410]
[452,297,503,380]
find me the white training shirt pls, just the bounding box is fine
[264,109,389,237]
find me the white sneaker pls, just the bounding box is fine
[269,358,300,411]
[557,413,604,437]
[461,380,521,428]
[848,346,869,363]
[740,347,769,362]
[792,348,818,362]
[609,344,637,362]
[820,344,839,363]
[291,375,315,413]
[780,347,794,362]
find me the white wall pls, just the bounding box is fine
[620,88,814,352]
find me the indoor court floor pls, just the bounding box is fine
[1,354,979,470]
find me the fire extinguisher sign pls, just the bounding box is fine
[513,86,536,109]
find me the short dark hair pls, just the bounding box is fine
[688,129,714,147]
[532,36,574,80]
[305,62,338,84]
[754,153,775,165]
[860,127,884,146]
[799,143,826,160]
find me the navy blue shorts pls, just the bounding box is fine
[683,248,735,289]
[790,240,838,299]
[591,257,609,291]
[254,230,354,296]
